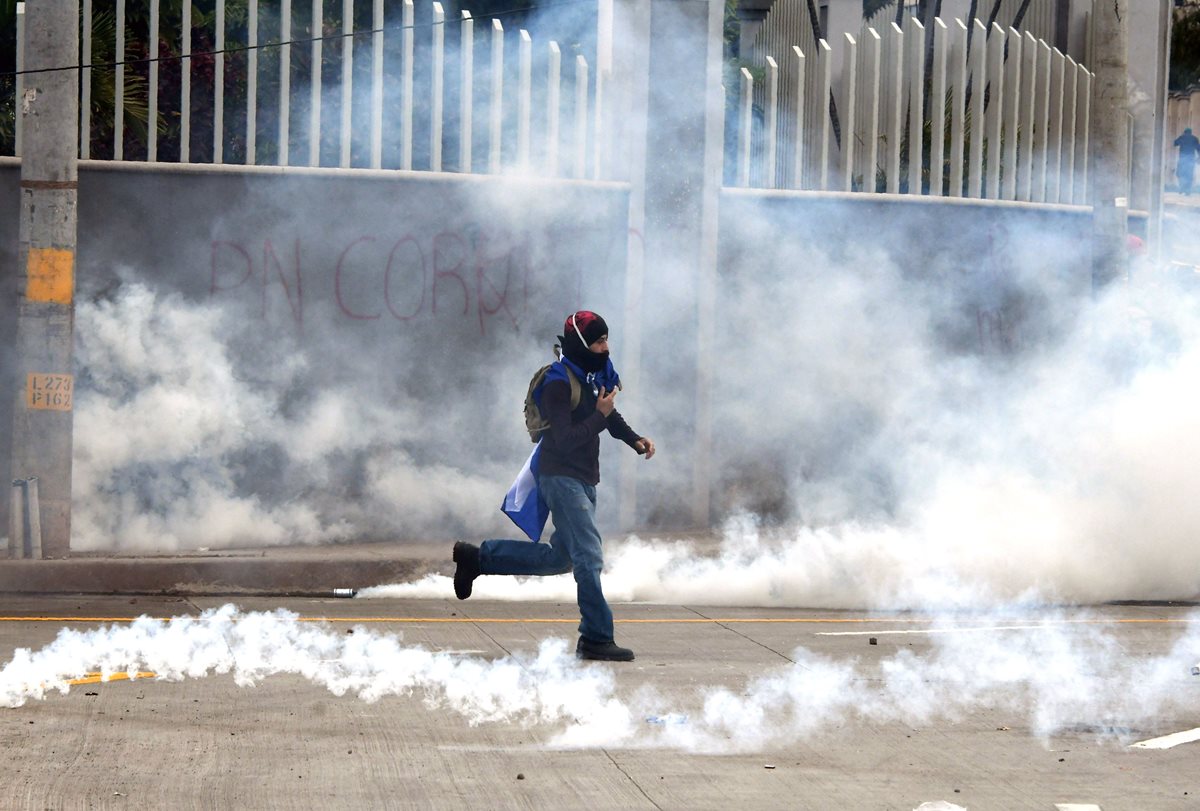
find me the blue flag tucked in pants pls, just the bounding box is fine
[501,441,550,541]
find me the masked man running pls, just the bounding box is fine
[451,311,655,661]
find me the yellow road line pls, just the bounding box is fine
[0,616,1190,625]
[66,672,156,686]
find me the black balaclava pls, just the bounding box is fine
[558,310,609,374]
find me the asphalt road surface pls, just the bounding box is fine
[0,594,1197,810]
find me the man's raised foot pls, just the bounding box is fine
[452,542,480,600]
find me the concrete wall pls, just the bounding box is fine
[1,160,1097,550]
[1,160,634,550]
[712,188,1094,524]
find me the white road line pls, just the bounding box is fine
[816,625,1046,637]
[1055,804,1103,811]
[1129,727,1200,750]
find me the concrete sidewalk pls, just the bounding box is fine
[0,541,449,595]
[0,532,720,595]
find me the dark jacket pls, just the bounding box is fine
[538,378,641,485]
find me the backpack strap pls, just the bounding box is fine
[562,364,582,411]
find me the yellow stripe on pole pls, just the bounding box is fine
[26,247,75,304]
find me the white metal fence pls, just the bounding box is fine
[740,10,1092,203]
[7,0,1095,203]
[8,0,608,179]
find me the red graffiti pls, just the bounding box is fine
[384,236,425,321]
[209,225,628,335]
[335,237,382,320]
[211,239,303,329]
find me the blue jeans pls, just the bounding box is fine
[479,474,614,643]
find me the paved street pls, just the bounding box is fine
[0,594,1198,810]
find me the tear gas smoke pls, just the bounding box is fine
[3,604,1199,753]
[44,0,1200,610]
[71,280,514,551]
[72,223,1200,608]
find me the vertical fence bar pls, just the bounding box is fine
[431,4,446,170]
[817,39,832,191]
[518,29,532,167]
[791,46,806,190]
[370,0,383,168]
[1047,47,1065,203]
[967,19,986,198]
[864,28,883,193]
[339,0,351,167]
[574,55,588,179]
[180,0,191,161]
[1075,68,1091,204]
[280,0,292,166]
[401,0,414,169]
[592,67,605,179]
[547,41,561,176]
[80,0,91,158]
[1033,40,1051,202]
[247,0,258,164]
[15,2,24,158]
[1017,31,1036,200]
[765,56,779,189]
[949,19,968,197]
[885,23,903,194]
[115,0,125,159]
[1001,27,1021,200]
[907,17,925,194]
[460,11,474,173]
[1062,56,1078,204]
[739,68,753,187]
[148,0,160,161]
[930,18,948,196]
[861,29,881,194]
[985,24,1004,199]
[841,33,857,192]
[308,0,320,166]
[216,0,226,163]
[490,19,504,173]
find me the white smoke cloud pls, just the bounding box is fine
[72,225,1200,609]
[365,257,1200,609]
[3,604,1198,754]
[71,281,513,551]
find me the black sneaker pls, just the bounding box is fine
[452,542,480,600]
[576,636,635,662]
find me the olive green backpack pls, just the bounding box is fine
[523,351,581,442]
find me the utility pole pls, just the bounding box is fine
[1090,0,1131,290]
[9,0,80,558]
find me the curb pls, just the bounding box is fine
[0,554,439,596]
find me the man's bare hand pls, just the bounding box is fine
[596,386,618,416]
[634,438,656,459]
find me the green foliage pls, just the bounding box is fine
[0,0,16,151]
[1172,7,1200,92]
[88,8,153,151]
[724,0,740,53]
[862,0,896,22]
